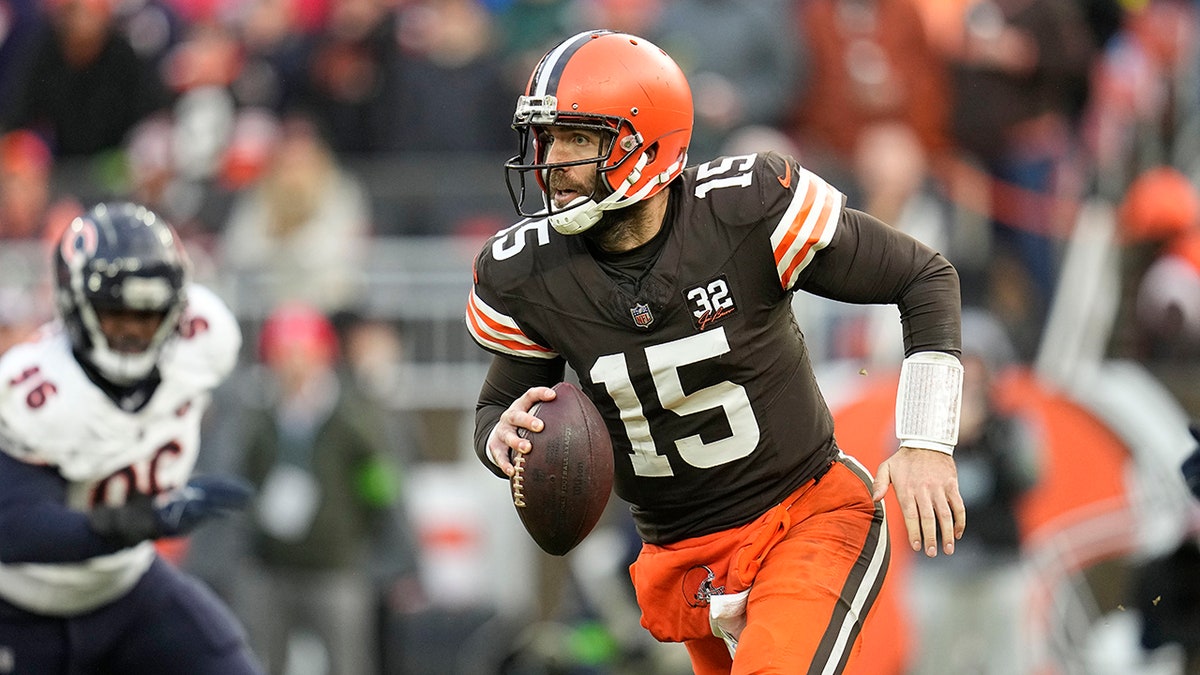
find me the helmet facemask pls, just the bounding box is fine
[506,95,648,230]
[55,204,189,387]
[504,30,694,235]
[505,97,661,235]
[70,274,186,386]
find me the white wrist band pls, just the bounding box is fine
[895,351,963,455]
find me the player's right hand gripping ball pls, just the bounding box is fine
[512,381,613,555]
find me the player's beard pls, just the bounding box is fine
[578,176,665,252]
[583,200,649,251]
[550,160,659,252]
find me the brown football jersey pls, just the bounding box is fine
[469,151,959,543]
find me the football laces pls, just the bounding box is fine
[511,453,527,508]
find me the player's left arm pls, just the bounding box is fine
[0,450,130,563]
[796,208,960,351]
[0,449,253,561]
[798,208,965,557]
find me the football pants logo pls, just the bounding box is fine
[684,275,737,331]
[683,564,725,608]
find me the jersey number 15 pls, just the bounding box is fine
[590,327,760,477]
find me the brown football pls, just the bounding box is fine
[512,381,614,556]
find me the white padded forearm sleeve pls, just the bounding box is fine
[895,351,964,455]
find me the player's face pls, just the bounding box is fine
[540,126,603,209]
[96,308,165,354]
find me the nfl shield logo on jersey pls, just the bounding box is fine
[630,302,655,329]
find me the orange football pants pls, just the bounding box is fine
[628,454,890,675]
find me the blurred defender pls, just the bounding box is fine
[0,203,261,673]
[467,30,966,673]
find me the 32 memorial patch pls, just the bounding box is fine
[684,275,738,331]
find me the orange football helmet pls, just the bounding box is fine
[504,30,694,234]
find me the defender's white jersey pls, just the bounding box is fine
[0,284,241,615]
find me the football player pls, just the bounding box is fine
[1184,425,1200,500]
[467,31,965,673]
[0,203,262,673]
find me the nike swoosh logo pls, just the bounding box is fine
[777,161,792,189]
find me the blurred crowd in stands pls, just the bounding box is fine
[2,0,1200,673]
[0,0,1197,359]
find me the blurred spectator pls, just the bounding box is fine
[160,18,241,184]
[219,113,371,313]
[563,0,803,163]
[335,312,403,403]
[907,307,1042,675]
[852,121,949,243]
[0,129,52,238]
[342,0,514,235]
[332,310,428,465]
[0,129,85,248]
[648,0,805,163]
[232,302,418,675]
[788,0,948,199]
[131,11,298,237]
[228,0,314,113]
[116,0,188,71]
[300,0,401,154]
[0,285,42,353]
[1082,2,1199,393]
[387,0,512,154]
[1082,0,1198,193]
[1106,165,1200,416]
[936,0,1098,355]
[0,0,46,104]
[0,0,169,156]
[1135,229,1200,360]
[119,107,244,239]
[493,0,574,89]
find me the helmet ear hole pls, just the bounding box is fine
[643,141,658,163]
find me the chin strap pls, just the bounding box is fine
[549,151,681,235]
[87,344,159,386]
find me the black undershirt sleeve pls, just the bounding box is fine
[473,354,567,478]
[796,207,962,356]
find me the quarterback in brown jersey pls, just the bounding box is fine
[466,30,965,674]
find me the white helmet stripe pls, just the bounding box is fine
[529,30,610,98]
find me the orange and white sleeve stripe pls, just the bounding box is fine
[770,164,843,290]
[465,288,559,359]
